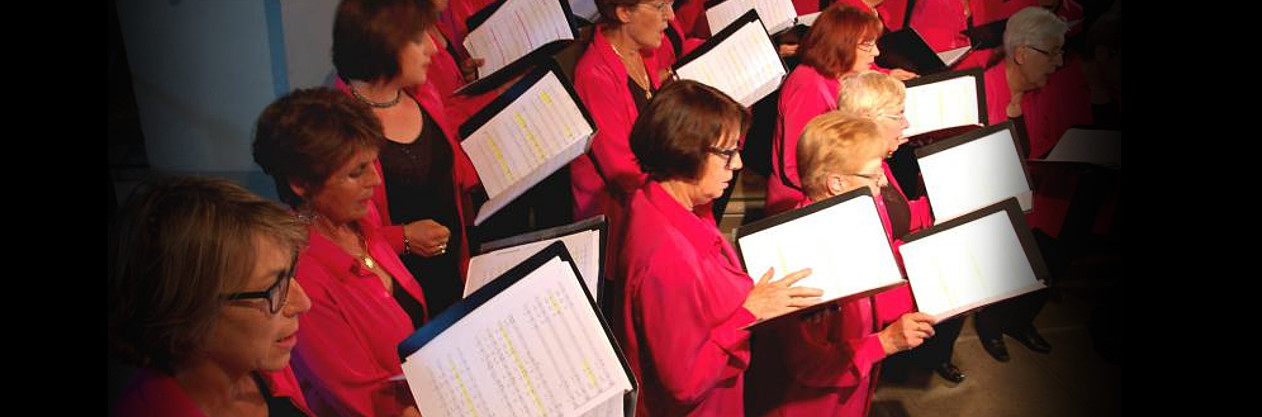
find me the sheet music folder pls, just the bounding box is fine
[902,68,987,140]
[900,198,1050,322]
[915,121,1033,224]
[399,241,637,417]
[672,9,788,107]
[876,27,973,75]
[704,0,806,35]
[459,61,597,225]
[1037,127,1122,169]
[466,215,608,307]
[458,0,580,96]
[735,187,906,330]
[961,18,1007,51]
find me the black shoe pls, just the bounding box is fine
[935,362,966,383]
[981,336,1010,362]
[1008,326,1052,354]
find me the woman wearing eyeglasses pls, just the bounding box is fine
[617,80,822,417]
[748,112,937,417]
[109,177,314,417]
[254,88,429,417]
[570,0,677,221]
[836,71,968,384]
[767,4,884,216]
[974,6,1093,364]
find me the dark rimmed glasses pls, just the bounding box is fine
[708,145,743,170]
[225,249,299,314]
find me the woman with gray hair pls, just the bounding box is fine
[975,6,1095,363]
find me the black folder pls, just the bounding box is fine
[474,215,609,308]
[961,18,1007,51]
[876,27,971,75]
[734,187,906,330]
[902,67,987,144]
[399,241,637,416]
[899,197,1050,321]
[458,0,581,96]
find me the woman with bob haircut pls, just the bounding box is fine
[767,3,884,216]
[617,80,822,417]
[254,87,429,417]
[332,0,480,318]
[109,176,314,417]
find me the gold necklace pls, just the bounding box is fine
[611,42,652,100]
[357,235,376,270]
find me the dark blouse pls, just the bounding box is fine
[378,109,463,319]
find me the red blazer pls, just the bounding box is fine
[836,0,908,31]
[768,65,840,215]
[982,59,1093,237]
[910,0,971,52]
[291,206,427,417]
[112,368,314,417]
[570,28,664,220]
[618,182,758,417]
[335,78,478,278]
[436,0,498,59]
[750,167,927,417]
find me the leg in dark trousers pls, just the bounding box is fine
[977,288,1052,362]
[883,316,966,383]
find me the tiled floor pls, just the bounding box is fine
[722,170,1121,417]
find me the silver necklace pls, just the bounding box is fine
[350,85,402,108]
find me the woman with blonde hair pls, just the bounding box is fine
[838,70,967,383]
[749,112,937,417]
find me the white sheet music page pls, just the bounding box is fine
[919,128,1030,223]
[464,0,573,78]
[465,230,602,301]
[462,71,594,225]
[738,194,904,309]
[796,11,821,27]
[936,46,970,67]
[707,0,797,34]
[904,75,980,137]
[674,19,785,107]
[403,257,632,417]
[900,210,1046,322]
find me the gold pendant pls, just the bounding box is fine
[362,255,376,270]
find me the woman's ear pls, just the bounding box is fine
[615,4,634,24]
[288,179,311,202]
[826,173,846,196]
[1014,45,1027,65]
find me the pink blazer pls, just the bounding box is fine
[768,65,840,215]
[618,182,758,417]
[569,28,664,220]
[292,207,428,417]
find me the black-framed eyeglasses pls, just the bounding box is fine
[225,249,298,314]
[1026,45,1064,59]
[707,145,743,170]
